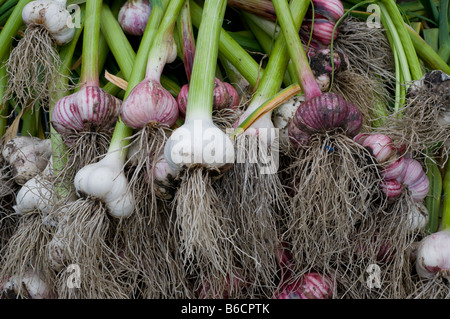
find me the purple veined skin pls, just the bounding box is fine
[51,85,122,144]
[177,78,240,116]
[287,92,363,147]
[118,0,152,36]
[276,272,334,299]
[119,79,179,129]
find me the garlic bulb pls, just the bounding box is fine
[164,119,235,174]
[74,152,135,218]
[177,78,240,116]
[119,79,179,129]
[2,136,52,185]
[153,155,177,200]
[22,0,75,45]
[51,86,122,144]
[118,0,152,36]
[354,133,397,164]
[276,272,334,299]
[13,158,54,216]
[415,230,450,279]
[1,269,53,299]
[288,92,363,147]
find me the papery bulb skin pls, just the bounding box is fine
[415,230,450,279]
[382,157,407,180]
[2,136,52,185]
[288,92,362,147]
[177,79,239,116]
[1,270,54,299]
[354,133,397,164]
[164,119,235,175]
[22,0,75,45]
[223,82,240,108]
[302,19,338,45]
[399,158,429,202]
[276,272,334,299]
[74,153,135,218]
[311,0,345,23]
[120,79,179,129]
[51,86,122,144]
[118,0,152,36]
[153,155,177,200]
[380,179,403,200]
[176,84,189,116]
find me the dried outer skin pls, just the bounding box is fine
[288,92,362,147]
[51,86,122,143]
[120,80,179,129]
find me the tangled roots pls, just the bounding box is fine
[172,166,243,298]
[3,25,68,110]
[377,71,450,159]
[217,134,288,297]
[53,199,135,299]
[283,133,383,295]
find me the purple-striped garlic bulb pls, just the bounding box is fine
[276,272,334,299]
[177,78,240,117]
[300,0,344,45]
[118,0,152,36]
[415,230,450,279]
[287,92,363,147]
[354,133,398,164]
[51,86,122,145]
[119,79,179,129]
[382,157,429,202]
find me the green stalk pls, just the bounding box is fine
[272,0,322,101]
[80,0,103,86]
[190,0,262,88]
[0,56,9,137]
[0,0,31,60]
[50,6,85,198]
[185,0,227,121]
[145,0,185,82]
[380,0,423,81]
[406,24,450,74]
[426,156,443,234]
[107,0,169,156]
[440,160,450,231]
[437,0,450,63]
[20,107,38,137]
[100,4,135,80]
[248,0,309,107]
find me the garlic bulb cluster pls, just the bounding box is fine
[287,92,363,147]
[13,158,54,216]
[177,78,240,117]
[2,136,52,186]
[355,133,430,203]
[51,86,122,144]
[22,0,75,46]
[308,48,349,91]
[118,0,152,36]
[301,0,344,45]
[276,272,334,299]
[74,152,135,218]
[415,230,450,279]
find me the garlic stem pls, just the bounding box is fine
[80,0,102,86]
[144,0,184,82]
[272,0,323,101]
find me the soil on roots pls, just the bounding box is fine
[282,133,383,297]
